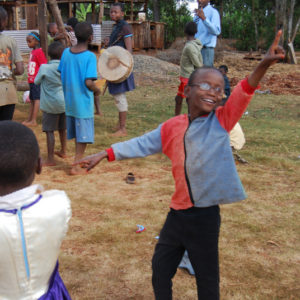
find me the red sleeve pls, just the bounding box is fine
[215,78,259,132]
[105,148,115,162]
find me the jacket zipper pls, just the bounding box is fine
[183,122,194,204]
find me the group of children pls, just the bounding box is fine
[19,2,135,174]
[0,1,286,299]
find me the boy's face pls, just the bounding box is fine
[48,24,58,37]
[185,69,224,117]
[198,0,209,8]
[110,6,124,22]
[219,68,226,76]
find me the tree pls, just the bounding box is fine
[148,0,192,45]
[275,0,300,62]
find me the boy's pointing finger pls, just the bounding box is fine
[272,30,282,48]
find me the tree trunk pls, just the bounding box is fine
[287,0,295,41]
[37,0,48,56]
[251,0,259,50]
[47,0,69,47]
[152,0,160,22]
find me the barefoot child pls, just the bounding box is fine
[23,32,47,126]
[0,121,71,299]
[34,41,67,166]
[175,21,203,116]
[76,31,284,299]
[58,22,100,175]
[107,2,135,136]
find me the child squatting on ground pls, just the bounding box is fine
[23,31,47,127]
[34,41,67,166]
[75,31,285,299]
[58,22,100,175]
[106,2,135,136]
[175,21,203,116]
[0,121,71,299]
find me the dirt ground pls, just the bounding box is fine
[150,38,300,96]
[16,45,300,299]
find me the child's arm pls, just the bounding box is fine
[85,79,101,96]
[122,24,133,53]
[34,66,44,85]
[247,30,285,88]
[216,30,285,132]
[94,94,102,115]
[186,45,203,68]
[13,61,24,76]
[74,125,163,171]
[124,37,133,53]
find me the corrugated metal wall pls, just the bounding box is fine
[3,24,103,53]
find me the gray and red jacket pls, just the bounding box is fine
[106,79,256,210]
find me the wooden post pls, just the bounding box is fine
[130,0,134,21]
[98,0,104,24]
[68,2,73,18]
[92,2,96,24]
[47,0,69,47]
[37,0,48,57]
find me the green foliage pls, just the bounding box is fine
[76,3,92,22]
[148,0,192,46]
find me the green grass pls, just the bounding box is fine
[15,82,300,300]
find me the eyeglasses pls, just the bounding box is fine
[189,82,223,95]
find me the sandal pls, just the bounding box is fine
[126,172,135,184]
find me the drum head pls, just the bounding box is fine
[98,46,134,83]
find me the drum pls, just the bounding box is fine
[98,46,134,83]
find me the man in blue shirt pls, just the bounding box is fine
[194,0,221,66]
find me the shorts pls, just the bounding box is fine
[177,77,189,98]
[0,81,18,107]
[66,116,94,143]
[42,112,66,132]
[29,83,41,100]
[113,93,128,112]
[0,104,15,121]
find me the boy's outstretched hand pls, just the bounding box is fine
[263,30,285,65]
[73,151,108,171]
[248,30,285,88]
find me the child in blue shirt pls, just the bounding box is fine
[35,42,66,166]
[58,22,100,175]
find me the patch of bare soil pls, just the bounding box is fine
[134,40,300,96]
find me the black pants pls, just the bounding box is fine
[0,104,15,121]
[152,206,221,300]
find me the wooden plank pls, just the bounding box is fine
[98,0,104,24]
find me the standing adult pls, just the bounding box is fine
[0,7,24,121]
[194,0,221,66]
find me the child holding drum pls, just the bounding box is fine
[107,2,135,137]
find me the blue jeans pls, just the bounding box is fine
[201,47,215,67]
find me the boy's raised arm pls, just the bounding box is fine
[248,30,285,88]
